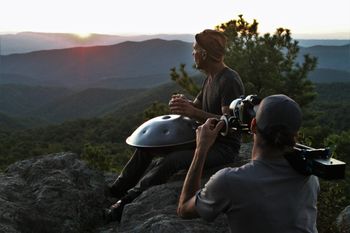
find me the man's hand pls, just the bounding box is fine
[169,94,224,123]
[169,94,196,117]
[196,118,224,152]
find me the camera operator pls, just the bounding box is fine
[177,94,319,233]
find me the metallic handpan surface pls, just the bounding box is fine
[126,115,197,148]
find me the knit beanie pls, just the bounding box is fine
[195,29,227,62]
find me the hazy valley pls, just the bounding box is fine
[0,34,349,125]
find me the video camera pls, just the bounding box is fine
[220,95,346,180]
[219,95,261,136]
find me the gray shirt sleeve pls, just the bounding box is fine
[219,75,243,107]
[195,168,232,222]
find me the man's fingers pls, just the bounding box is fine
[196,125,203,134]
[214,120,225,132]
[204,118,216,125]
[169,100,185,108]
[171,98,189,105]
[203,118,224,134]
[169,105,184,114]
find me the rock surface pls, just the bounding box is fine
[0,152,106,233]
[0,145,253,233]
[337,205,350,233]
[114,182,228,233]
[0,144,350,233]
[2,143,349,233]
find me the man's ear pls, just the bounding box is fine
[250,118,257,133]
[202,51,207,60]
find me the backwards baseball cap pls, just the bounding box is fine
[195,29,227,62]
[256,94,302,135]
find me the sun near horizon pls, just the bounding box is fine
[74,32,92,39]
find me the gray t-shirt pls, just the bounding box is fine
[195,157,319,233]
[195,67,245,152]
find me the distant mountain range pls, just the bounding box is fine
[0,32,194,55]
[0,36,349,128]
[0,32,349,55]
[0,39,196,88]
[298,45,350,72]
[0,38,349,89]
[297,39,350,47]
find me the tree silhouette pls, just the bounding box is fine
[170,64,200,97]
[171,15,317,107]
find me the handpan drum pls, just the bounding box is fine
[126,114,198,148]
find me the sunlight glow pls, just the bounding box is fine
[74,32,92,39]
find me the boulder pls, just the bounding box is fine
[0,143,253,233]
[337,205,350,233]
[116,182,229,233]
[0,152,106,233]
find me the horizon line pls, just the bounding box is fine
[0,30,349,40]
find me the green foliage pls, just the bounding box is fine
[299,125,333,148]
[143,101,170,120]
[170,64,201,97]
[311,83,350,133]
[316,131,350,233]
[325,131,350,164]
[298,83,350,232]
[81,143,134,173]
[216,15,317,107]
[318,180,348,233]
[81,143,112,171]
[0,115,142,172]
[292,125,349,233]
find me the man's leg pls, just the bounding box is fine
[109,148,153,199]
[104,147,179,222]
[128,142,237,197]
[105,143,238,222]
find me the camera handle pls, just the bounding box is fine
[219,114,250,136]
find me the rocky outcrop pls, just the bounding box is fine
[0,144,252,233]
[110,182,228,233]
[0,152,106,233]
[0,144,350,233]
[337,205,350,233]
[2,143,349,233]
[0,149,241,233]
[13,144,344,233]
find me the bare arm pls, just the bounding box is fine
[177,119,224,218]
[169,95,230,123]
[176,147,206,218]
[192,98,202,109]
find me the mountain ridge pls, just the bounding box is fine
[1,40,348,89]
[0,39,195,88]
[1,31,349,55]
[0,32,195,55]
[0,40,349,126]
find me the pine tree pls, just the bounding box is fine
[171,15,317,107]
[217,15,317,107]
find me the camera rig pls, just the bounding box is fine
[220,95,346,180]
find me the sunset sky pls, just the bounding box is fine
[1,0,349,39]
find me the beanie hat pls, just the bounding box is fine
[256,94,302,135]
[195,29,227,62]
